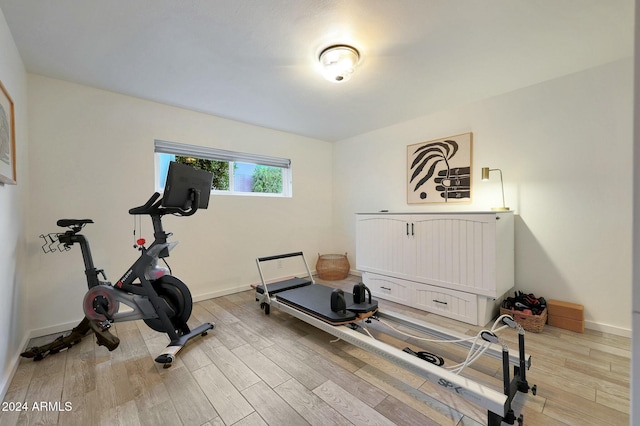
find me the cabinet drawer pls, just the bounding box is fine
[413,283,478,325]
[362,273,412,305]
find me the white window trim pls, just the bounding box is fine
[154,140,291,168]
[154,140,292,198]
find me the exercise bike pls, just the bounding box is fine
[21,162,215,367]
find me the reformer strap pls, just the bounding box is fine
[403,347,445,366]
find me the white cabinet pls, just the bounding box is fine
[355,214,415,279]
[356,212,514,325]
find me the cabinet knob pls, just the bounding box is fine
[432,299,448,305]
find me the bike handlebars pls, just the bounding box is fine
[128,193,162,215]
[128,190,201,217]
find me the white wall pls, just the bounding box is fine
[0,8,28,397]
[26,74,334,335]
[334,58,633,334]
[630,0,639,419]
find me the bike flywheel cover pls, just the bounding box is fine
[83,285,119,321]
[143,276,193,333]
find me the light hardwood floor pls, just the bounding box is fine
[1,276,630,425]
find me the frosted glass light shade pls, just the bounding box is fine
[319,45,360,83]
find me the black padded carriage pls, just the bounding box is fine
[276,283,360,323]
[255,252,378,325]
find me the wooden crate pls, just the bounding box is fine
[547,299,584,333]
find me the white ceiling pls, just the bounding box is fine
[0,0,634,141]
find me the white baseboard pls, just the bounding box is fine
[585,320,631,338]
[194,284,255,302]
[0,333,32,401]
[28,319,85,341]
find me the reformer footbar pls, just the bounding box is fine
[254,252,535,426]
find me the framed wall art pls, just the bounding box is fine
[0,79,16,185]
[407,132,472,204]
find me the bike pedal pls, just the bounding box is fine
[98,320,112,330]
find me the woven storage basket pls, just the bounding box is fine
[500,307,547,333]
[316,253,350,280]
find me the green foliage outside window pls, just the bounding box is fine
[252,165,283,193]
[175,156,283,194]
[176,156,229,190]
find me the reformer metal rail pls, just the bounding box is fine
[255,252,533,425]
[274,297,530,423]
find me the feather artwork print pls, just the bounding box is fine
[407,133,472,204]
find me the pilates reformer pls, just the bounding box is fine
[255,252,536,426]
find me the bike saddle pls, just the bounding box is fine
[57,219,94,228]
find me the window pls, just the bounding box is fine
[155,140,292,197]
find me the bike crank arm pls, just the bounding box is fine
[83,284,169,323]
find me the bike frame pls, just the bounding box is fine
[29,170,214,366]
[59,192,199,343]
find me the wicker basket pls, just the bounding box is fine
[500,307,547,333]
[316,253,350,280]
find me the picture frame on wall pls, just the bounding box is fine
[0,80,16,185]
[407,132,472,204]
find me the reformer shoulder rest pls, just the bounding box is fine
[255,277,312,295]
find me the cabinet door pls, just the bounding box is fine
[412,214,497,297]
[356,215,415,277]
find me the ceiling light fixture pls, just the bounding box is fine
[318,44,360,83]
